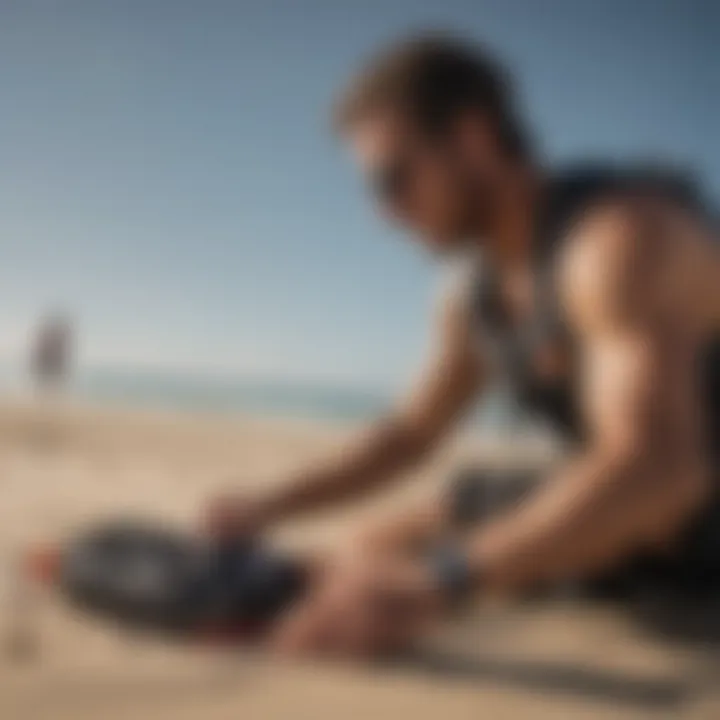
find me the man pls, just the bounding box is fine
[31,313,73,395]
[207,34,720,657]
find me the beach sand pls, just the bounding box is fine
[0,399,717,719]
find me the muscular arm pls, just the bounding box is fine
[261,276,485,521]
[467,200,713,595]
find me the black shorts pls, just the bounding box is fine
[448,467,720,599]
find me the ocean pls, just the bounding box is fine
[0,362,524,429]
[74,367,392,422]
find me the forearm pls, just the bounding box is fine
[466,449,708,596]
[261,418,434,521]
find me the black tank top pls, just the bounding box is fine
[475,164,720,462]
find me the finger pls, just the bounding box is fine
[270,592,337,656]
[316,582,412,658]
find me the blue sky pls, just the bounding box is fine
[1,0,717,389]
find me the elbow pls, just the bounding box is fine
[603,428,708,490]
[602,440,711,547]
[648,442,707,495]
[653,448,712,529]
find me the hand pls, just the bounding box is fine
[202,492,274,540]
[270,552,445,658]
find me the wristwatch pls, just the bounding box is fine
[428,543,478,607]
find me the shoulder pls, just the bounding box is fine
[557,195,676,333]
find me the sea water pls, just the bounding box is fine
[0,361,527,430]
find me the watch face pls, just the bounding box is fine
[430,544,473,602]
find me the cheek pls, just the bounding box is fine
[418,169,464,229]
[381,161,462,239]
[404,161,452,216]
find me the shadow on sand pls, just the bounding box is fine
[395,598,720,714]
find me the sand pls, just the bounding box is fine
[0,399,718,719]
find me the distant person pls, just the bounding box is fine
[31,314,73,395]
[200,34,720,657]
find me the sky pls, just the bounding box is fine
[1,0,717,389]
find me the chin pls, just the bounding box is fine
[427,245,459,260]
[426,233,472,256]
[420,235,451,256]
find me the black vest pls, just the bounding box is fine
[474,165,720,462]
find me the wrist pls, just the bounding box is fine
[255,490,285,525]
[427,543,482,607]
